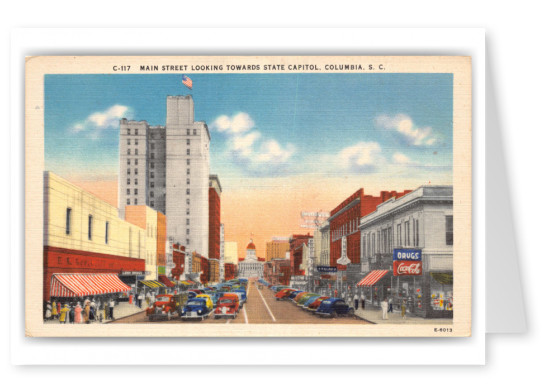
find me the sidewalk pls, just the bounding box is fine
[44,302,145,325]
[354,306,453,325]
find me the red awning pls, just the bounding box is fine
[158,274,175,288]
[50,273,131,297]
[356,270,389,287]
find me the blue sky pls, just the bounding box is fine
[45,73,453,186]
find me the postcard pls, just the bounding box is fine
[25,55,471,337]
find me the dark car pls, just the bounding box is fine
[315,298,355,318]
[180,298,212,321]
[287,290,304,300]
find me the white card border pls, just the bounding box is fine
[10,27,485,365]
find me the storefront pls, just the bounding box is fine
[356,270,391,307]
[48,273,132,305]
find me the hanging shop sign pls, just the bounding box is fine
[393,260,423,276]
[317,266,337,273]
[393,248,422,261]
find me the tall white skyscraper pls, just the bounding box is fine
[118,95,210,257]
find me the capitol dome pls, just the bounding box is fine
[246,240,256,250]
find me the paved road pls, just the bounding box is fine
[112,281,368,325]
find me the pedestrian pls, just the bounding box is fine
[381,298,389,320]
[353,292,359,310]
[145,292,150,307]
[57,301,61,319]
[51,299,58,320]
[401,299,407,319]
[83,300,91,323]
[59,303,69,324]
[89,299,96,322]
[389,296,393,313]
[138,291,144,308]
[74,302,83,324]
[45,301,52,320]
[109,297,115,320]
[69,303,75,324]
[360,292,366,309]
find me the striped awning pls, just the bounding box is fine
[50,273,131,297]
[158,275,175,288]
[139,280,166,289]
[356,270,389,287]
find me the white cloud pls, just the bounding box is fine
[212,112,296,176]
[212,112,255,134]
[392,152,412,164]
[338,142,385,171]
[376,114,437,146]
[70,104,132,135]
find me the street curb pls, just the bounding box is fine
[105,309,146,324]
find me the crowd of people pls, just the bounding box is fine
[44,297,117,324]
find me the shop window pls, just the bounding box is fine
[65,208,72,235]
[445,216,453,245]
[88,215,93,240]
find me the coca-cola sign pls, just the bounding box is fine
[393,260,423,276]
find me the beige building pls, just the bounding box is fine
[224,241,238,265]
[44,171,145,259]
[266,239,290,261]
[125,205,162,280]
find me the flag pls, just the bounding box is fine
[182,75,193,89]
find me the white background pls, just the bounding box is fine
[2,1,548,389]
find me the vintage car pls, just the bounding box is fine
[301,295,322,309]
[315,298,355,317]
[213,295,240,319]
[296,293,318,306]
[307,296,330,312]
[287,290,304,300]
[231,288,247,303]
[195,294,214,311]
[275,288,296,300]
[146,293,188,321]
[180,298,212,321]
[293,292,310,303]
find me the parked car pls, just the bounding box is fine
[307,296,330,312]
[293,292,310,304]
[287,290,304,300]
[275,288,296,300]
[195,294,214,311]
[296,293,318,306]
[315,298,355,317]
[222,293,241,312]
[181,298,212,321]
[231,288,247,303]
[146,293,188,321]
[301,295,321,309]
[213,294,240,319]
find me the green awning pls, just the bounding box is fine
[430,272,453,285]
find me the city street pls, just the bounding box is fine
[112,282,369,325]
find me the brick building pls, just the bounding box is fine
[289,234,312,276]
[208,175,222,260]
